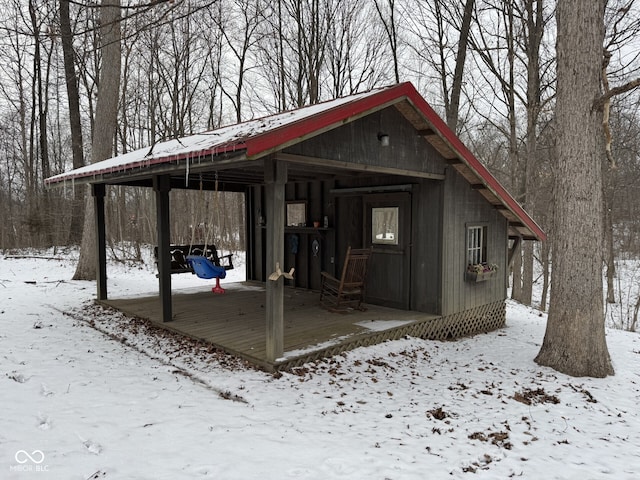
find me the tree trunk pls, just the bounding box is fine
[60,0,85,245]
[520,0,544,307]
[540,236,550,310]
[535,0,613,377]
[73,0,121,280]
[602,160,616,303]
[521,242,533,305]
[511,244,523,300]
[446,0,474,132]
[374,0,399,84]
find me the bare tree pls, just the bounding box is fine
[447,0,474,131]
[465,0,554,307]
[600,0,640,303]
[404,0,475,133]
[215,0,264,122]
[519,0,547,306]
[325,0,388,98]
[535,0,613,377]
[373,0,400,84]
[73,0,122,280]
[60,0,86,245]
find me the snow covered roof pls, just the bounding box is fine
[45,82,545,241]
[44,87,385,186]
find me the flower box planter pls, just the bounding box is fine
[465,269,497,283]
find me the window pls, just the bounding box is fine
[286,202,307,226]
[372,207,399,245]
[467,225,488,266]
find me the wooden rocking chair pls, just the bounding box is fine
[320,246,373,312]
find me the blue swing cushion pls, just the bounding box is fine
[186,255,227,280]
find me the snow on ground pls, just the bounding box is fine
[1,249,639,479]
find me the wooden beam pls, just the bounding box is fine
[275,152,445,180]
[329,184,413,195]
[508,236,522,267]
[416,128,435,136]
[264,158,287,362]
[153,175,172,323]
[92,183,107,301]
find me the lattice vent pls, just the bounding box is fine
[276,301,506,370]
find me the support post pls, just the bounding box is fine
[93,183,107,300]
[264,158,287,362]
[154,175,172,323]
[508,235,522,267]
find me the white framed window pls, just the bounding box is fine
[372,207,399,245]
[467,225,488,266]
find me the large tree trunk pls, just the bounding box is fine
[535,0,613,377]
[73,0,121,280]
[60,0,85,245]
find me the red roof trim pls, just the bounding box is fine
[399,84,547,242]
[243,86,406,157]
[242,82,545,241]
[46,82,544,241]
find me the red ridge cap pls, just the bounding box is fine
[403,85,547,242]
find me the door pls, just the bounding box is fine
[363,193,412,309]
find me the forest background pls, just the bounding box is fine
[1,0,639,328]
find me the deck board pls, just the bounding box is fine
[101,282,440,369]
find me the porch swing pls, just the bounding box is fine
[154,173,234,292]
[186,172,234,294]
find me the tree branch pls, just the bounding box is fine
[594,76,640,109]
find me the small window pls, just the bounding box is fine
[286,202,307,226]
[372,207,399,245]
[467,225,488,266]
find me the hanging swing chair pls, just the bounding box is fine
[185,172,233,294]
[186,255,227,294]
[153,173,234,293]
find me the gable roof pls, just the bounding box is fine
[46,82,545,241]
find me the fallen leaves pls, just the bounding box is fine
[512,387,560,406]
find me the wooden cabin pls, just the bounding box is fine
[46,82,545,370]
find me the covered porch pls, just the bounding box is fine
[100,282,443,371]
[46,83,543,370]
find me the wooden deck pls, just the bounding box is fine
[100,282,440,370]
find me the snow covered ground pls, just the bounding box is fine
[1,249,639,479]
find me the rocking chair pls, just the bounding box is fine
[320,246,372,312]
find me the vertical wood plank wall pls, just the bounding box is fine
[440,170,508,316]
[245,103,510,318]
[286,106,446,176]
[411,180,443,313]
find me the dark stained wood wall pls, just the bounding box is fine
[410,179,443,313]
[440,168,508,316]
[245,103,508,317]
[284,105,446,176]
[248,174,445,313]
[247,179,338,290]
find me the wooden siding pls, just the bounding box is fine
[440,168,508,316]
[243,104,511,319]
[283,105,446,177]
[410,179,443,313]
